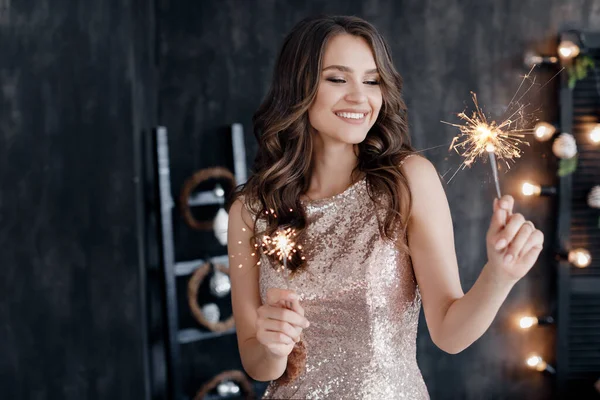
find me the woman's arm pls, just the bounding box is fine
[400,156,532,354]
[228,199,289,380]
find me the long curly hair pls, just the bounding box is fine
[227,14,416,384]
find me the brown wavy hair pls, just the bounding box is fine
[227,14,416,384]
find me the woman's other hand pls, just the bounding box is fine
[486,195,544,286]
[255,288,310,358]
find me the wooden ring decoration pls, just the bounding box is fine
[193,370,255,400]
[180,166,236,230]
[187,261,235,332]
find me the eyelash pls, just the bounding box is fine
[326,78,380,85]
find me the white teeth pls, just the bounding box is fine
[335,112,366,120]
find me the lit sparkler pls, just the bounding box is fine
[260,226,302,285]
[440,65,560,199]
[252,208,304,288]
[442,91,528,198]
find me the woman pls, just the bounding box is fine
[226,15,544,399]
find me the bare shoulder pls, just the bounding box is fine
[229,195,257,232]
[399,154,447,220]
[399,154,440,185]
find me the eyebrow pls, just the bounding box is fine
[322,65,379,74]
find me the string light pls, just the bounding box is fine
[558,40,580,60]
[556,248,593,268]
[521,181,557,197]
[568,248,592,268]
[589,124,600,144]
[526,354,556,374]
[520,316,538,329]
[532,122,556,142]
[518,315,555,329]
[523,51,558,68]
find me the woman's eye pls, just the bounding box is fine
[326,78,380,85]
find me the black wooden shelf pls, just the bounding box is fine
[153,123,249,400]
[188,191,226,207]
[178,327,236,344]
[175,254,230,276]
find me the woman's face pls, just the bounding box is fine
[308,34,383,145]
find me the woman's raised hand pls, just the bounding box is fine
[486,195,545,286]
[256,288,310,358]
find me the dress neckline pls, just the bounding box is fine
[299,175,367,206]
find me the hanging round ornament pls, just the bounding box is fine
[587,185,600,228]
[553,133,579,177]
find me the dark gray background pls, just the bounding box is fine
[1,0,598,399]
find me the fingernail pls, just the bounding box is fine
[500,201,508,208]
[495,239,507,250]
[305,321,310,328]
[289,293,298,300]
[504,254,514,263]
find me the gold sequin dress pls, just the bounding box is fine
[248,158,430,399]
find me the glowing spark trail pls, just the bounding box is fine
[440,65,556,198]
[253,208,304,288]
[442,91,529,198]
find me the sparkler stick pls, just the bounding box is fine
[488,149,502,199]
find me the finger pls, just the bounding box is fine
[494,213,525,250]
[267,304,309,328]
[266,287,298,306]
[275,294,305,318]
[275,298,305,319]
[489,207,508,236]
[498,195,514,216]
[518,230,544,259]
[262,318,302,342]
[504,222,535,263]
[287,296,305,318]
[520,243,543,268]
[261,329,295,345]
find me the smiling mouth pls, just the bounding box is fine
[334,111,369,123]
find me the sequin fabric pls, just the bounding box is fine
[245,155,429,399]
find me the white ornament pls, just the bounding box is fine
[552,133,577,159]
[217,381,241,397]
[209,269,231,297]
[587,185,600,209]
[213,207,229,246]
[201,303,220,324]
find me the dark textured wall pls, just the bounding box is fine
[0,1,153,399]
[157,1,599,399]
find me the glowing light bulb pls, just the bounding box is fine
[523,51,558,68]
[519,316,539,329]
[589,124,600,144]
[558,40,580,59]
[533,122,556,142]
[526,354,548,372]
[568,248,592,268]
[522,182,542,196]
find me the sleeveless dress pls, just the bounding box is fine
[245,155,429,399]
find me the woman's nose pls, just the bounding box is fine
[345,90,368,103]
